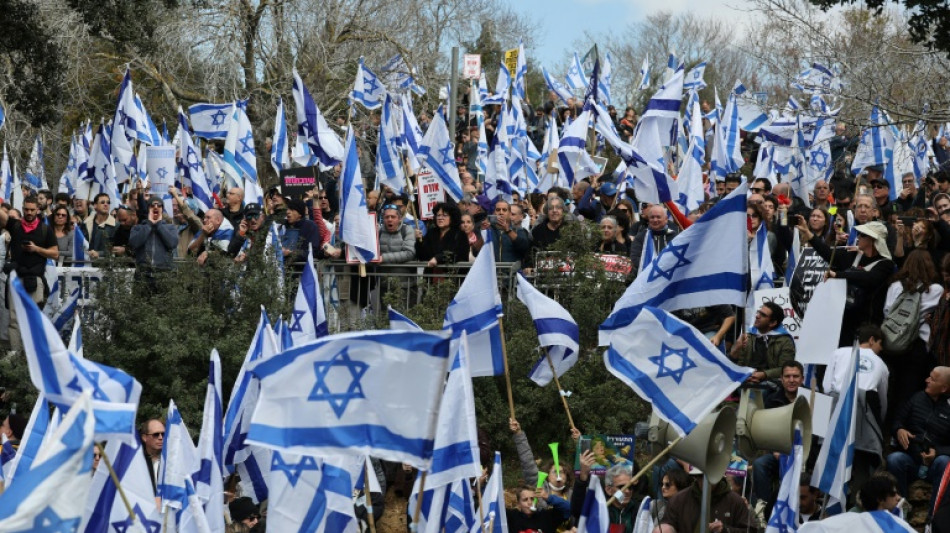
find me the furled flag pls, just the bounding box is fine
[418,106,464,200]
[351,57,386,110]
[194,350,225,533]
[599,185,748,344]
[576,473,609,533]
[247,329,452,468]
[792,62,842,94]
[376,94,405,192]
[267,454,358,532]
[811,341,859,513]
[513,40,527,101]
[158,400,212,533]
[516,273,580,386]
[678,92,706,212]
[24,135,45,191]
[683,61,707,91]
[479,452,508,532]
[558,106,598,186]
[222,101,262,205]
[1,144,13,203]
[0,392,94,533]
[605,306,753,435]
[290,245,329,345]
[72,224,90,266]
[566,52,587,92]
[710,81,746,181]
[271,97,290,175]
[542,66,573,105]
[443,234,504,377]
[407,477,477,533]
[632,497,655,533]
[339,125,379,263]
[798,511,915,532]
[388,306,422,331]
[751,221,775,290]
[178,107,215,213]
[638,57,650,91]
[188,102,233,139]
[910,120,933,180]
[402,96,425,173]
[599,51,613,106]
[785,224,801,287]
[10,273,141,442]
[293,69,344,168]
[3,393,50,487]
[81,438,163,533]
[765,427,804,533]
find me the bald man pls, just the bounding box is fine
[223,186,245,228]
[187,208,234,266]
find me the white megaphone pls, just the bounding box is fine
[648,407,737,484]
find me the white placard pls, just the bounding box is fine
[415,167,443,220]
[795,279,847,364]
[798,389,833,438]
[463,54,481,80]
[146,145,176,196]
[753,287,801,340]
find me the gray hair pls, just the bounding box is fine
[605,463,632,487]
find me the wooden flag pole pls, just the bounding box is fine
[543,348,576,431]
[98,443,136,522]
[364,461,378,533]
[604,436,683,507]
[498,318,516,420]
[411,472,428,529]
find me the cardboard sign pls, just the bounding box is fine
[796,279,847,365]
[789,247,830,318]
[279,166,319,198]
[146,145,176,195]
[345,212,382,264]
[798,389,833,438]
[752,287,801,340]
[504,47,519,79]
[463,54,481,80]
[574,434,635,476]
[415,167,442,220]
[594,254,632,282]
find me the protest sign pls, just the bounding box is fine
[463,54,481,80]
[574,434,635,476]
[415,167,443,220]
[752,287,800,339]
[146,145,176,196]
[789,247,830,318]
[279,165,319,198]
[795,279,847,365]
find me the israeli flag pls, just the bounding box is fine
[24,135,45,190]
[3,393,50,487]
[798,511,915,532]
[599,51,612,106]
[267,454,358,532]
[599,185,748,344]
[113,69,147,143]
[558,107,598,186]
[0,392,94,533]
[577,473,609,533]
[81,439,163,533]
[351,57,386,110]
[785,226,801,287]
[480,452,508,532]
[0,145,11,203]
[247,329,452,468]
[388,305,422,331]
[633,497,655,533]
[665,49,679,81]
[59,135,79,196]
[638,57,650,91]
[222,102,261,201]
[291,133,319,167]
[178,108,215,212]
[187,102,233,139]
[339,125,379,263]
[293,69,344,168]
[513,40,528,101]
[0,102,4,130]
[158,400,212,532]
[566,52,587,91]
[516,274,580,386]
[734,81,770,133]
[605,306,753,435]
[73,223,90,266]
[485,122,513,202]
[542,66,573,105]
[765,427,804,533]
[271,97,290,174]
[910,120,933,180]
[418,107,464,201]
[291,246,330,345]
[678,94,706,212]
[710,81,745,181]
[408,477,478,533]
[792,62,842,94]
[811,341,859,510]
[377,94,405,192]
[133,92,163,145]
[751,222,775,290]
[683,61,707,91]
[493,61,512,101]
[443,236,505,377]
[401,96,425,173]
[10,274,141,442]
[194,350,225,533]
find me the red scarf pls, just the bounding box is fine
[20,217,40,233]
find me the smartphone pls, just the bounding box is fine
[899,216,917,226]
[488,214,498,225]
[579,437,592,456]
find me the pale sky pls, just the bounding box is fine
[505,0,753,69]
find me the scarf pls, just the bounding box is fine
[20,217,40,233]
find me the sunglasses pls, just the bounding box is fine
[146,432,164,438]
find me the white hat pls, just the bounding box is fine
[854,221,891,260]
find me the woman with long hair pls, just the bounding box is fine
[459,213,483,260]
[884,248,944,412]
[51,205,75,265]
[415,202,469,268]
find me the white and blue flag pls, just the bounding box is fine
[710,81,746,181]
[558,106,598,187]
[516,273,580,386]
[797,510,915,532]
[376,94,405,192]
[247,329,452,468]
[418,107,464,201]
[267,454,358,533]
[751,221,775,290]
[351,57,385,110]
[852,105,898,199]
[73,225,90,266]
[765,427,804,533]
[513,40,527,101]
[542,66,572,105]
[3,393,50,487]
[222,101,262,204]
[340,125,380,263]
[576,474,609,533]
[599,185,748,344]
[638,57,650,91]
[605,306,753,436]
[401,96,425,173]
[195,350,225,533]
[566,52,587,92]
[24,135,45,191]
[388,306,422,331]
[187,102,232,139]
[271,97,290,175]
[408,477,477,533]
[0,392,94,533]
[480,452,508,533]
[158,400,211,533]
[811,341,859,511]
[0,145,11,203]
[291,246,330,345]
[178,107,215,212]
[683,61,707,91]
[678,93,706,212]
[81,438,163,533]
[293,69,344,168]
[792,62,842,94]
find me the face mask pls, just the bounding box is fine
[613,490,625,504]
[547,480,566,492]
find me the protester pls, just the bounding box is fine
[140,418,165,494]
[650,467,691,524]
[415,202,469,268]
[460,213,483,260]
[630,205,678,269]
[729,302,795,383]
[573,451,645,531]
[655,474,753,533]
[83,193,117,259]
[510,418,576,510]
[51,205,74,264]
[751,361,805,512]
[128,196,178,289]
[596,215,630,255]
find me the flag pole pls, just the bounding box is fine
[475,475,485,528]
[399,153,422,240]
[364,461,378,533]
[98,443,136,522]
[543,348,576,430]
[411,472,427,528]
[605,435,683,506]
[498,318,516,420]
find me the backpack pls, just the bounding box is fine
[881,287,921,353]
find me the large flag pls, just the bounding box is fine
[81,439,163,533]
[10,273,141,442]
[443,236,504,377]
[376,94,405,192]
[599,185,748,344]
[267,453,358,532]
[178,108,215,212]
[222,101,262,204]
[811,341,859,509]
[479,452,508,533]
[339,125,380,263]
[247,329,452,468]
[604,306,753,435]
[0,392,94,533]
[24,135,45,191]
[765,428,804,533]
[292,69,344,168]
[290,246,330,345]
[270,97,290,175]
[516,273,580,386]
[195,350,225,533]
[351,57,385,110]
[187,102,233,139]
[798,510,915,532]
[426,333,481,488]
[158,400,211,532]
[576,474,609,533]
[418,107,464,201]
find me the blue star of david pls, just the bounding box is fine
[918,143,928,157]
[112,503,161,533]
[766,499,791,530]
[648,343,696,384]
[156,167,168,180]
[30,507,81,533]
[363,76,380,95]
[647,243,691,282]
[186,147,202,171]
[211,110,227,126]
[309,347,368,418]
[67,154,77,172]
[271,452,320,486]
[756,271,774,289]
[809,148,828,169]
[289,309,306,332]
[692,70,701,80]
[438,143,455,166]
[239,131,255,154]
[355,182,367,207]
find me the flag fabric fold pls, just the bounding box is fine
[516,273,580,386]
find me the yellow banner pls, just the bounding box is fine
[504,48,519,79]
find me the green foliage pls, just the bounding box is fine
[808,0,950,57]
[66,0,179,54]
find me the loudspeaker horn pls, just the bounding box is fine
[648,407,737,484]
[735,388,812,459]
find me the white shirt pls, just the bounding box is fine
[822,346,890,418]
[883,281,944,343]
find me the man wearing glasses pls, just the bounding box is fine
[729,302,795,384]
[83,192,117,259]
[140,418,165,494]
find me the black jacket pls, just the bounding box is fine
[891,390,950,458]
